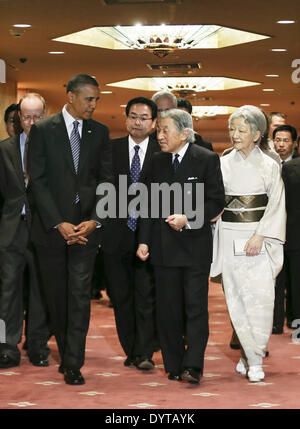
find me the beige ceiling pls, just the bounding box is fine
[1,0,300,146]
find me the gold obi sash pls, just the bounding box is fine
[222,194,268,223]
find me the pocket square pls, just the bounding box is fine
[187,176,198,180]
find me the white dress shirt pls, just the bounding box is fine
[62,105,83,138]
[128,135,149,170]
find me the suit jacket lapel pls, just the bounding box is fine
[139,138,160,182]
[174,143,194,180]
[9,135,26,189]
[52,112,76,174]
[78,120,93,173]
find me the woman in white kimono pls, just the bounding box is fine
[211,105,286,382]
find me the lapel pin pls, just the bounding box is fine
[88,130,92,134]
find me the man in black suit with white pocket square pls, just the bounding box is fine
[137,109,225,384]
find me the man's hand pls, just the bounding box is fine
[58,222,77,241]
[165,214,188,231]
[136,244,149,261]
[67,220,98,245]
[244,234,264,256]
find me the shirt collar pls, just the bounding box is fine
[173,142,189,161]
[128,135,149,155]
[62,105,83,132]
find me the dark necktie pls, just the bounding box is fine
[173,153,180,171]
[127,145,141,231]
[70,120,81,203]
[23,136,29,187]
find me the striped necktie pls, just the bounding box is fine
[70,120,81,203]
[127,145,141,231]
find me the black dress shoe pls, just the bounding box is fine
[136,357,155,370]
[0,354,19,369]
[29,354,49,367]
[181,368,201,384]
[124,356,138,367]
[168,373,182,381]
[272,326,283,334]
[64,368,85,385]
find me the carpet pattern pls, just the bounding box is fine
[1,280,300,410]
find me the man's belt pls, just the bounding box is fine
[222,193,268,223]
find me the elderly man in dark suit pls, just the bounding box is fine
[101,97,159,371]
[0,93,50,368]
[137,109,225,384]
[27,74,112,385]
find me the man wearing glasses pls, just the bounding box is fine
[101,97,159,371]
[0,93,50,368]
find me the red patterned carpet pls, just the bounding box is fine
[1,280,300,412]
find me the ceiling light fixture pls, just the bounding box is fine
[192,106,237,118]
[262,88,274,91]
[271,48,287,52]
[107,76,260,97]
[54,24,269,58]
[277,20,295,24]
[48,51,65,54]
[265,74,279,77]
[13,24,32,28]
[260,103,270,106]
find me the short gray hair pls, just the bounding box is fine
[161,108,195,143]
[229,105,267,144]
[152,90,177,108]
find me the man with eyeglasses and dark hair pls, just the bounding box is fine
[101,96,159,371]
[0,93,50,369]
[272,124,300,336]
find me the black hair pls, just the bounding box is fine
[4,103,19,123]
[273,124,297,142]
[126,97,157,119]
[176,97,193,114]
[66,74,99,93]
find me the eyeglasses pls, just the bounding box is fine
[274,138,293,143]
[128,113,153,122]
[21,114,44,123]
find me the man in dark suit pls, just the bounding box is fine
[176,98,214,151]
[0,93,50,368]
[137,109,225,384]
[101,97,159,370]
[27,74,112,385]
[273,125,300,335]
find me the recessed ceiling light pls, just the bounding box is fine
[265,74,279,77]
[48,51,65,54]
[101,91,113,94]
[271,48,287,52]
[263,88,274,91]
[13,24,31,28]
[260,103,270,106]
[120,105,126,107]
[277,20,295,24]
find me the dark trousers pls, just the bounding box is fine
[35,241,98,370]
[154,265,209,375]
[273,249,300,328]
[103,229,157,359]
[0,219,50,362]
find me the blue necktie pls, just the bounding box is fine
[127,145,141,231]
[70,120,80,203]
[173,153,180,171]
